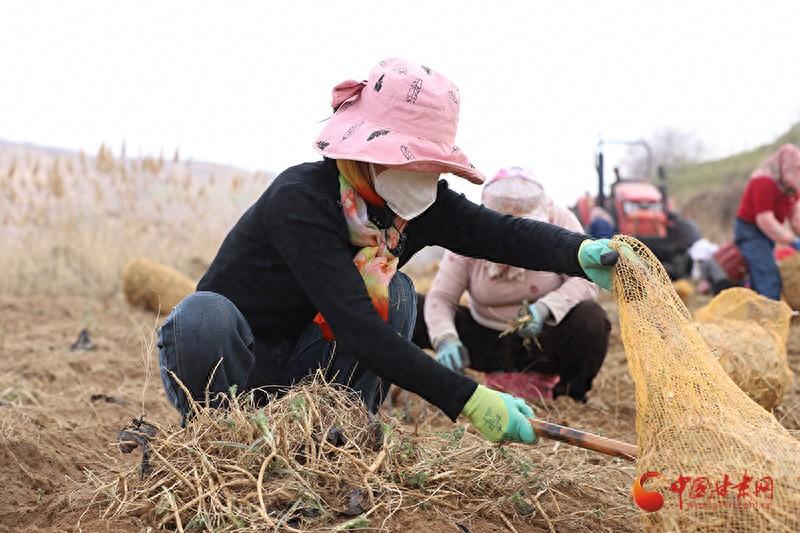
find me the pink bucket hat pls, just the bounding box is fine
[313,58,484,184]
[482,167,551,221]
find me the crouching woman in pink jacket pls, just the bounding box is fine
[412,168,611,402]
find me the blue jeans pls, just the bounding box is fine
[734,219,781,300]
[158,272,417,422]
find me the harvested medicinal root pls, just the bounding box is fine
[80,376,559,531]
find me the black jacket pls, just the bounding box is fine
[198,158,588,419]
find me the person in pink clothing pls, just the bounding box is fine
[412,167,611,402]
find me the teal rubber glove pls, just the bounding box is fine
[578,238,620,291]
[517,301,551,338]
[435,338,469,372]
[462,385,537,443]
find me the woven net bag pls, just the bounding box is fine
[612,235,800,532]
[779,252,800,310]
[694,288,793,411]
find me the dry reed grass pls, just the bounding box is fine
[0,142,270,298]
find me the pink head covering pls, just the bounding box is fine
[752,143,800,191]
[481,167,552,281]
[481,167,551,221]
[313,58,484,184]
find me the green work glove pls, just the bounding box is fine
[462,385,537,443]
[435,338,470,373]
[578,238,620,291]
[517,301,550,338]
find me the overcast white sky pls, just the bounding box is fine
[2,0,799,204]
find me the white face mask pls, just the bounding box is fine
[369,164,440,220]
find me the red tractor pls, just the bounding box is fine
[575,140,700,279]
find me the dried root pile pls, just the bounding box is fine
[80,377,554,531]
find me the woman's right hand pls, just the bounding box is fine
[462,385,537,443]
[435,338,469,373]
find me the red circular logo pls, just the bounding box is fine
[632,471,664,512]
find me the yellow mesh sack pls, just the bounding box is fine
[612,235,800,532]
[778,253,800,310]
[695,287,792,346]
[672,279,695,304]
[695,319,792,411]
[693,288,793,411]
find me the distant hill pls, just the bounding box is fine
[671,122,800,199]
[670,122,800,242]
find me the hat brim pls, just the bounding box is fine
[313,99,485,184]
[485,203,550,222]
[525,208,550,223]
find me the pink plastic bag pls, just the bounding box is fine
[485,371,561,400]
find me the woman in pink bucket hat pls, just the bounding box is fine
[413,168,611,402]
[158,58,620,445]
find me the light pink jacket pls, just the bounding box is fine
[423,205,598,347]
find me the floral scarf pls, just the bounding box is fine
[313,160,407,340]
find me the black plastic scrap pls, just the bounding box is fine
[70,328,94,351]
[117,417,158,479]
[325,426,348,447]
[366,413,384,451]
[90,393,127,405]
[343,487,368,516]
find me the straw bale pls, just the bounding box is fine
[121,257,195,314]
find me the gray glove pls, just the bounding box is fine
[434,335,471,373]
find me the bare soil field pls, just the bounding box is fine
[2,290,799,532]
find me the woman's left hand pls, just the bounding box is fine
[435,339,469,372]
[517,302,550,338]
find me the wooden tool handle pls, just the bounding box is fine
[529,418,637,462]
